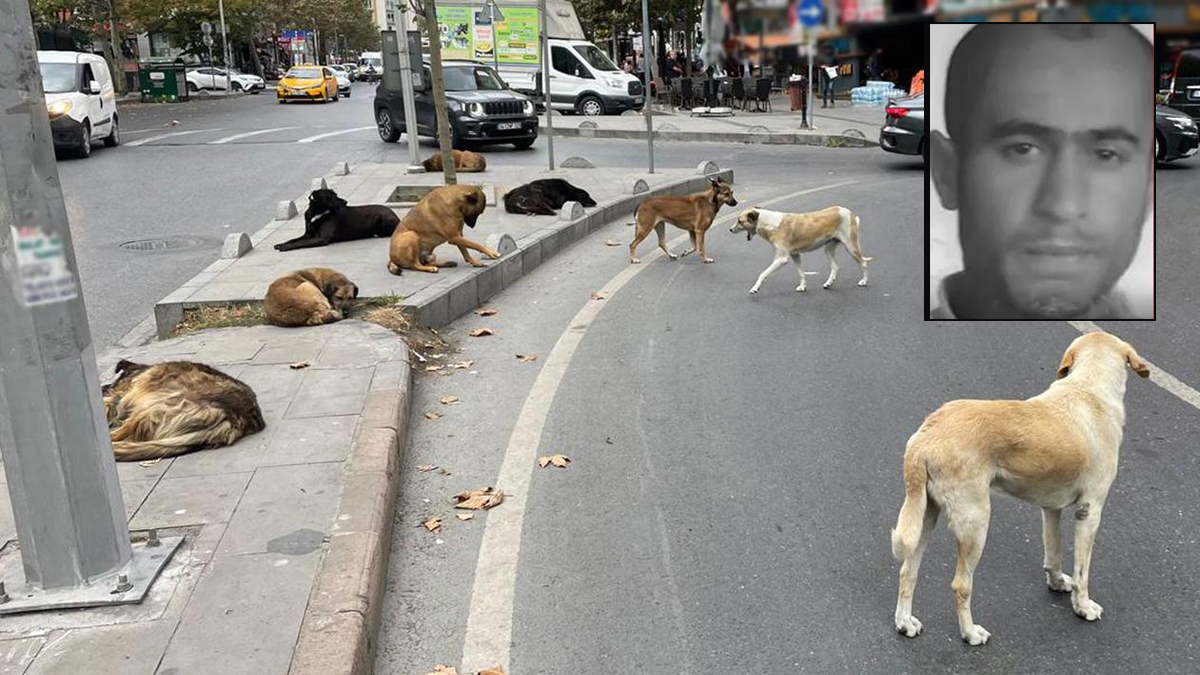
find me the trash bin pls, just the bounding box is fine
[788,76,808,111]
[139,59,189,103]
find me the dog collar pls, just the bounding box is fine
[308,209,331,223]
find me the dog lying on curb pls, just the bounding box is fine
[504,178,597,216]
[629,177,738,264]
[422,149,486,173]
[728,206,872,294]
[387,184,496,274]
[891,331,1149,646]
[275,188,400,252]
[102,360,266,462]
[263,267,359,327]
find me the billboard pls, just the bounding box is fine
[436,4,540,65]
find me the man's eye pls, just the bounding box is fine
[1095,148,1123,162]
[1004,142,1040,158]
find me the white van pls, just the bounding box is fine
[358,51,383,82]
[542,39,643,115]
[37,50,119,158]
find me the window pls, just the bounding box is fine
[81,64,95,90]
[574,44,619,73]
[39,63,79,94]
[441,66,504,91]
[1175,50,1200,79]
[551,46,592,79]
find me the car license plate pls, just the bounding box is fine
[498,122,521,131]
[1190,89,1200,101]
[635,97,643,104]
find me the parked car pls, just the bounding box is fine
[185,67,264,93]
[1159,47,1200,121]
[880,93,925,161]
[276,65,340,103]
[1156,103,1198,163]
[329,63,353,85]
[332,68,352,98]
[37,50,119,158]
[358,52,382,83]
[343,63,359,81]
[374,60,537,150]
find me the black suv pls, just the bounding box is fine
[375,61,538,150]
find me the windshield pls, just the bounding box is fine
[361,58,381,68]
[287,68,322,79]
[443,66,504,91]
[574,44,619,72]
[39,62,79,93]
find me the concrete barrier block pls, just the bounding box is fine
[446,276,479,321]
[500,252,523,289]
[333,161,350,176]
[628,178,649,195]
[696,160,720,176]
[559,156,595,169]
[476,260,503,303]
[560,201,585,221]
[275,200,298,220]
[220,232,252,259]
[485,233,518,256]
[311,177,329,191]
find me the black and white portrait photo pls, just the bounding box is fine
[928,23,1155,320]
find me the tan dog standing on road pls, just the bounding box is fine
[728,206,872,294]
[387,184,496,274]
[422,149,486,173]
[629,178,738,264]
[891,331,1149,645]
[263,267,359,327]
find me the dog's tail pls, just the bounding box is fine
[891,442,929,561]
[852,214,874,263]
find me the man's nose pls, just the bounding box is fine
[1033,147,1089,221]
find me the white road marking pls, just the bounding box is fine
[124,129,223,147]
[207,126,299,144]
[1069,320,1200,410]
[296,125,374,143]
[459,178,862,672]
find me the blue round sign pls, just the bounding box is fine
[798,0,825,28]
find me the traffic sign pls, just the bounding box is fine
[202,34,214,47]
[201,21,212,34]
[798,0,825,28]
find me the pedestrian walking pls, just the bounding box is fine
[821,52,838,108]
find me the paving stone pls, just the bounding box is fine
[219,463,342,556]
[260,415,358,467]
[0,636,46,675]
[25,620,174,675]
[129,472,253,530]
[233,364,307,412]
[252,339,327,366]
[285,368,373,419]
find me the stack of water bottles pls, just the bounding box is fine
[850,80,905,106]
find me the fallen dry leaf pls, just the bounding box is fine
[425,365,445,372]
[416,464,439,472]
[289,361,310,370]
[475,308,498,316]
[425,665,458,675]
[440,468,452,476]
[516,353,538,362]
[453,487,504,511]
[537,454,571,468]
[422,518,442,533]
[440,396,460,405]
[591,292,608,301]
[449,360,474,369]
[604,239,621,246]
[469,328,494,338]
[425,412,444,420]
[456,513,474,521]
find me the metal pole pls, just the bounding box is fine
[489,2,499,77]
[396,11,425,173]
[808,30,815,129]
[0,0,181,615]
[640,0,654,173]
[539,0,554,170]
[218,0,230,90]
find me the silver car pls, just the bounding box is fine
[880,93,925,161]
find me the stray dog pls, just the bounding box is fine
[387,184,496,274]
[275,188,400,252]
[629,177,737,264]
[503,178,597,216]
[263,267,359,327]
[728,206,872,294]
[102,360,267,462]
[422,149,486,173]
[891,331,1149,645]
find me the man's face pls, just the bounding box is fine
[945,28,1150,318]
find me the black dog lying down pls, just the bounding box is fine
[503,179,597,216]
[275,188,400,251]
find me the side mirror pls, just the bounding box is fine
[87,80,101,95]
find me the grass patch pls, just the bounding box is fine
[171,303,265,337]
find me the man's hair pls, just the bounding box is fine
[944,24,1151,144]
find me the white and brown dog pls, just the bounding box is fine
[729,206,872,294]
[892,331,1149,645]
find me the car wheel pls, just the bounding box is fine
[377,109,401,143]
[103,115,120,147]
[278,98,287,104]
[75,122,91,159]
[578,95,604,116]
[1155,134,1163,162]
[920,138,926,163]
[187,82,198,93]
[512,138,535,150]
[232,82,243,92]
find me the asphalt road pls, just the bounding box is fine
[372,141,1198,675]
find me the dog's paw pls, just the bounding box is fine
[749,287,759,294]
[895,615,923,638]
[630,258,641,265]
[1073,596,1103,621]
[702,257,714,264]
[667,253,678,261]
[680,248,695,257]
[795,285,807,293]
[822,281,834,289]
[961,624,991,646]
[857,279,868,287]
[1046,572,1074,593]
[470,261,487,268]
[486,250,501,260]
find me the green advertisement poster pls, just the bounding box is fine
[436,6,473,60]
[495,7,540,65]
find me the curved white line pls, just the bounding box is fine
[207,126,299,144]
[125,129,223,147]
[296,125,374,143]
[459,178,862,672]
[1069,321,1200,410]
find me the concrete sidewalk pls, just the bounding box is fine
[0,320,409,675]
[154,161,734,337]
[542,94,888,147]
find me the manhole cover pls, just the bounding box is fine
[119,236,211,252]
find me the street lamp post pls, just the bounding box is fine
[640,0,654,173]
[218,0,231,91]
[483,0,502,78]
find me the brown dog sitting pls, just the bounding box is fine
[422,149,486,173]
[629,177,738,264]
[102,360,266,461]
[387,184,497,274]
[263,268,359,326]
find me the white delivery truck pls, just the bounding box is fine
[430,0,642,115]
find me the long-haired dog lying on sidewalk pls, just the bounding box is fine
[102,360,266,461]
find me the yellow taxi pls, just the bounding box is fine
[276,65,339,103]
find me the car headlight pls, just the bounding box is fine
[1167,115,1196,130]
[468,102,485,118]
[47,100,72,117]
[523,99,534,114]
[605,77,624,89]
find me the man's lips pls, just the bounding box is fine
[1022,240,1094,256]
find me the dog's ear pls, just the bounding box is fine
[746,210,759,224]
[1056,347,1075,379]
[114,359,142,376]
[334,196,348,210]
[1125,343,1150,379]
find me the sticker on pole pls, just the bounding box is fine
[10,226,78,307]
